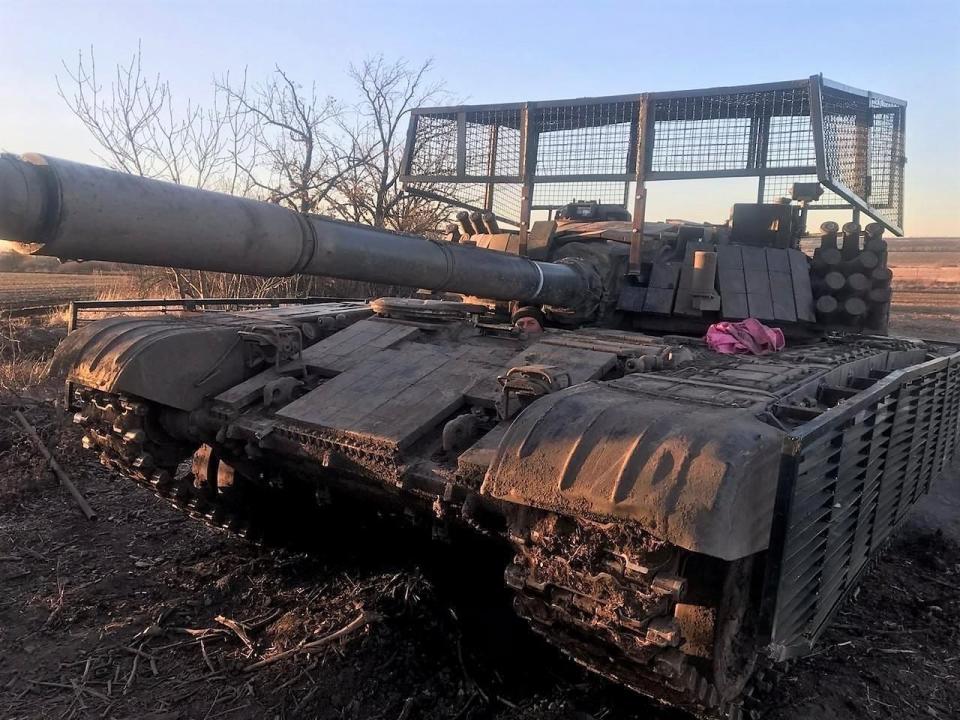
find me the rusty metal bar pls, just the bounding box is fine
[400,112,419,178]
[403,168,819,184]
[648,166,818,181]
[484,123,499,212]
[753,114,771,202]
[629,95,651,275]
[456,111,467,177]
[518,103,539,256]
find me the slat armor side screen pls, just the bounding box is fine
[764,352,960,660]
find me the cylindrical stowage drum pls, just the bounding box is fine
[841,222,861,260]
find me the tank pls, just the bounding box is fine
[2,84,958,718]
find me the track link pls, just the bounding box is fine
[505,513,765,719]
[73,389,267,543]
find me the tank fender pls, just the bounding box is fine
[481,379,784,560]
[51,315,259,411]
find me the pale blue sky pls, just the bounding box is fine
[1,0,958,235]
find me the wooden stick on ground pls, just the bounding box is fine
[242,610,380,672]
[13,410,96,521]
[214,615,256,654]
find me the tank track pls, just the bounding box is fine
[504,514,769,719]
[71,390,266,543]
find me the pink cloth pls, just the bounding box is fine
[705,318,785,356]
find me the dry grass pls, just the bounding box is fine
[0,354,49,393]
[94,273,154,301]
[0,316,62,395]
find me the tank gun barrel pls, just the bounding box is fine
[0,153,585,307]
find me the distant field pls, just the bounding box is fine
[887,252,960,267]
[0,272,120,310]
[891,266,960,288]
[884,237,960,254]
[889,291,960,341]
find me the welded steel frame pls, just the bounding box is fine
[401,76,907,251]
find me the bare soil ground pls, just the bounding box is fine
[1,287,959,720]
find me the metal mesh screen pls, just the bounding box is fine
[532,181,627,209]
[867,96,905,223]
[819,84,905,231]
[444,183,488,215]
[465,109,522,176]
[766,113,816,168]
[535,101,636,176]
[650,87,811,174]
[402,77,906,234]
[408,112,458,176]
[491,183,522,226]
[820,87,870,199]
[762,174,848,207]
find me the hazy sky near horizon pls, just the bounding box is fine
[1,0,958,237]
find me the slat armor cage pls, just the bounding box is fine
[401,75,906,236]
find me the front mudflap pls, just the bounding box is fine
[481,377,784,561]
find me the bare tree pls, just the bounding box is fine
[218,69,367,215]
[59,47,451,300]
[327,56,450,234]
[57,42,166,178]
[58,43,252,189]
[58,45,266,299]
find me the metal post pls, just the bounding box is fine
[399,113,420,180]
[625,104,640,211]
[484,123,499,212]
[456,111,467,177]
[629,95,652,275]
[856,95,871,202]
[518,103,539,256]
[895,105,906,229]
[809,75,827,185]
[753,115,771,203]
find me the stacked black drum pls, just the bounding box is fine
[811,221,892,332]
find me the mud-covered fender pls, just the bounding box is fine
[52,315,253,411]
[481,377,784,560]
